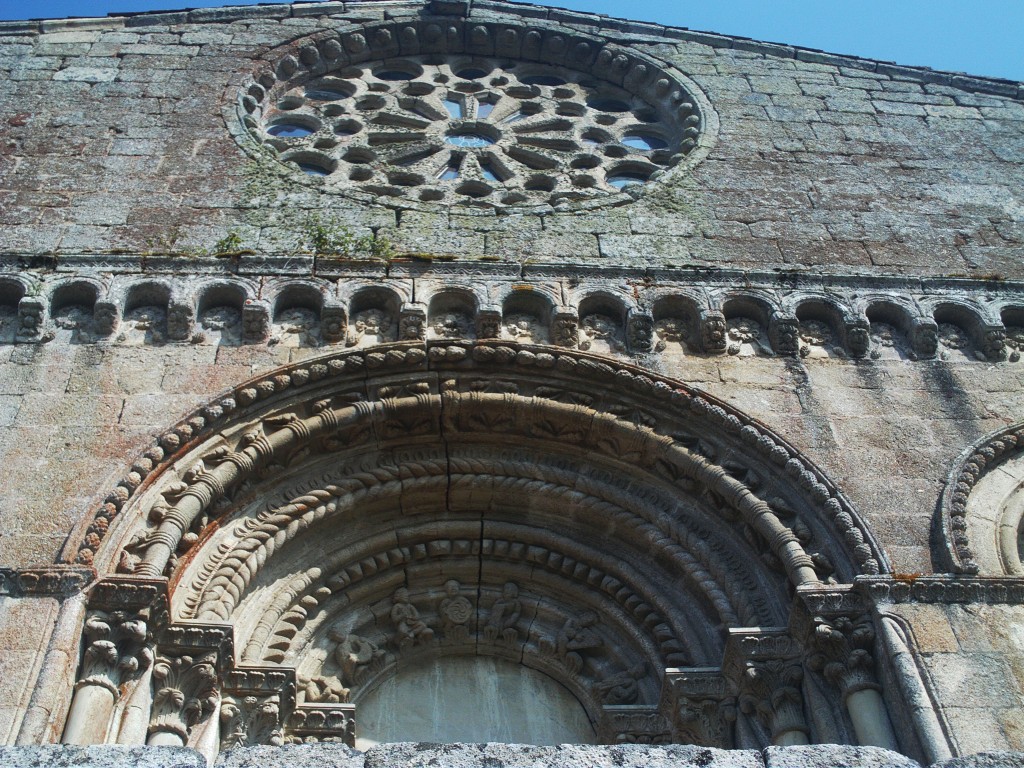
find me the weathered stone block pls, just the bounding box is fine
[932,754,1024,768]
[0,746,206,767]
[217,744,363,768]
[764,745,921,768]
[363,743,764,768]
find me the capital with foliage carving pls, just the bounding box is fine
[806,614,878,699]
[148,652,219,744]
[77,610,154,698]
[736,658,807,743]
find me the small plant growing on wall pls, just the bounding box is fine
[300,213,398,261]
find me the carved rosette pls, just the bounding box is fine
[399,308,427,341]
[77,610,154,697]
[148,652,220,744]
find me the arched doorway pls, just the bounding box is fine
[60,340,897,757]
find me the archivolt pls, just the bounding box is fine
[66,342,887,646]
[939,420,1024,574]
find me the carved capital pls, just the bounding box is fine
[980,325,1006,361]
[845,319,871,358]
[551,308,579,348]
[912,318,938,359]
[769,314,799,357]
[148,652,219,743]
[805,614,878,698]
[286,702,356,746]
[220,694,284,749]
[94,299,120,336]
[736,658,806,741]
[242,300,271,343]
[320,304,348,344]
[399,304,427,341]
[476,308,502,340]
[725,629,807,742]
[597,706,671,745]
[662,668,736,748]
[167,299,193,341]
[77,609,154,697]
[0,565,94,597]
[16,296,44,342]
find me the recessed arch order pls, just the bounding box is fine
[63,340,894,752]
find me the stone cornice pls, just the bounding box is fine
[3,256,1024,297]
[856,575,1024,605]
[0,566,95,598]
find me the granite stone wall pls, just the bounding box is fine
[0,0,1022,762]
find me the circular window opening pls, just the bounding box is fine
[267,123,316,138]
[374,69,419,81]
[587,97,630,113]
[606,170,651,189]
[241,49,712,210]
[456,67,491,80]
[622,134,669,151]
[306,87,351,101]
[355,656,596,749]
[521,74,567,86]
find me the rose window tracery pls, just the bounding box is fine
[243,49,707,210]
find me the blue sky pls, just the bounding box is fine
[1,0,1021,82]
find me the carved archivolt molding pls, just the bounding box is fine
[60,340,897,748]
[68,341,885,579]
[939,421,1024,574]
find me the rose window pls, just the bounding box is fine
[245,56,704,209]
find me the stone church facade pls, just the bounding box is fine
[0,1,1022,766]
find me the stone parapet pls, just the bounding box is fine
[5,743,1023,767]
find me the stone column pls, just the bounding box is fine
[146,652,219,747]
[806,614,899,751]
[725,629,810,747]
[878,614,952,764]
[62,610,153,744]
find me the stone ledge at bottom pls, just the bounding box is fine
[2,744,1024,768]
[0,745,206,767]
